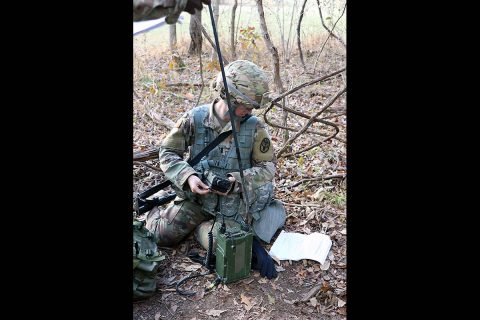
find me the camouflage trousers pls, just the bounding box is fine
[144,199,242,250]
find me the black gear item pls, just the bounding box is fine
[185,0,205,14]
[187,251,216,269]
[251,237,277,279]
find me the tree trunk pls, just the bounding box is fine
[230,0,238,60]
[297,0,307,69]
[188,10,203,55]
[211,0,220,61]
[255,0,289,147]
[169,23,177,52]
[284,0,297,63]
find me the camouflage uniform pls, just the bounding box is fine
[133,0,207,23]
[134,0,187,23]
[145,101,276,247]
[145,60,285,250]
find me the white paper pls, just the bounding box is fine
[268,230,332,265]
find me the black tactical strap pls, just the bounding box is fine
[137,130,230,200]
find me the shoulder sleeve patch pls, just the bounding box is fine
[259,138,270,153]
[252,127,274,161]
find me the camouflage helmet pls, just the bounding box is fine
[212,60,270,109]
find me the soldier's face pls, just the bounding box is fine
[234,104,254,118]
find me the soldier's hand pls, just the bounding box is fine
[187,175,210,195]
[184,0,211,14]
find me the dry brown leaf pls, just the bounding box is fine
[337,307,347,315]
[240,293,253,311]
[320,259,331,271]
[320,281,331,292]
[268,294,275,305]
[306,210,316,221]
[189,290,205,301]
[313,188,325,201]
[205,309,227,317]
[179,263,202,271]
[297,269,307,278]
[242,278,255,285]
[169,304,178,313]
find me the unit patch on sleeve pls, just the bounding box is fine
[259,137,270,153]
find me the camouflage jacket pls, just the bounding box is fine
[133,0,187,24]
[159,100,276,213]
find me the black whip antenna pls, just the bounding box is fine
[207,4,251,226]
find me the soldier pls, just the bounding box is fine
[134,0,212,23]
[145,60,286,279]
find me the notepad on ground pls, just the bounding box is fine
[268,230,333,265]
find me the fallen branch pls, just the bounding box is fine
[269,68,345,104]
[301,285,322,302]
[282,202,324,207]
[264,118,345,143]
[320,111,346,120]
[281,139,329,157]
[271,101,329,123]
[134,148,159,161]
[165,83,203,87]
[133,161,161,171]
[162,90,193,101]
[276,86,346,157]
[269,100,341,143]
[288,174,346,188]
[147,107,176,129]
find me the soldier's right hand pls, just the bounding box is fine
[187,174,210,195]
